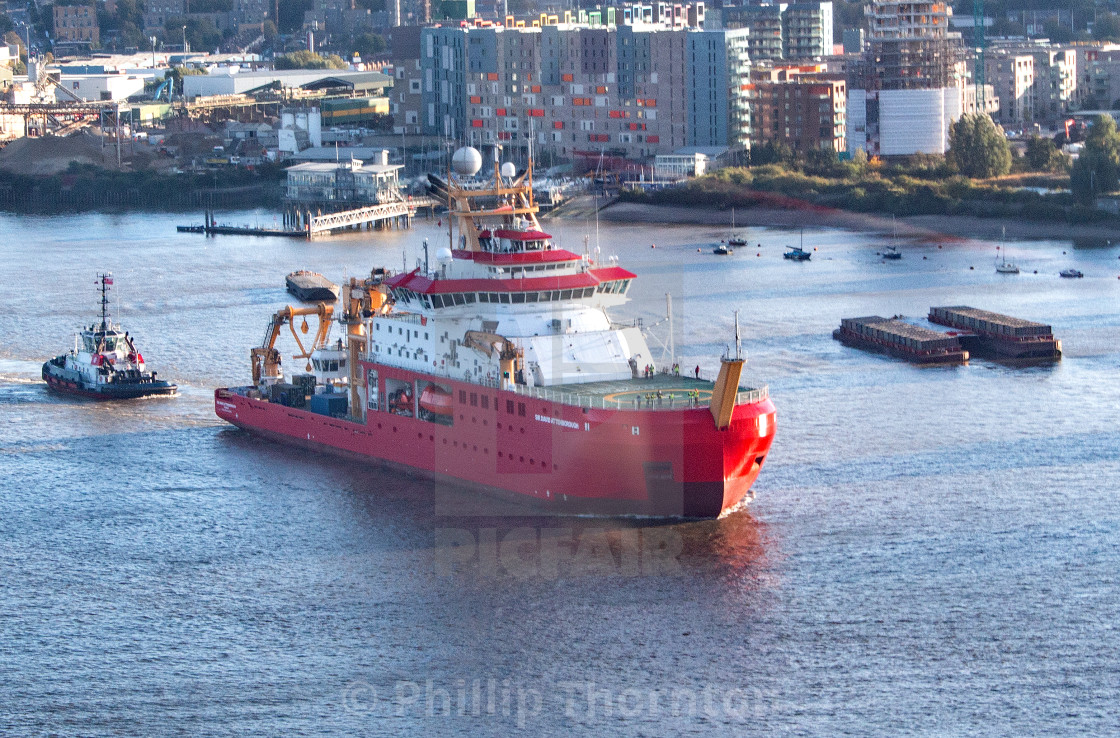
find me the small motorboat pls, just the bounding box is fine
[882,246,902,260]
[1059,269,1084,278]
[713,241,734,255]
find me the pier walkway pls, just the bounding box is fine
[179,196,441,239]
[305,197,438,238]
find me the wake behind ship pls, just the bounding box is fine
[215,148,776,517]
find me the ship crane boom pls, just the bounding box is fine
[251,304,334,385]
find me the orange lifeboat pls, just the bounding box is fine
[418,384,453,416]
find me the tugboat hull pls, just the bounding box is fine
[42,360,177,400]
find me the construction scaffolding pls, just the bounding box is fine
[857,1,962,91]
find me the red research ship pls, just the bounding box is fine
[214,148,775,517]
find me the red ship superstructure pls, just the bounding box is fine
[215,148,776,517]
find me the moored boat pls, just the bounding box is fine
[727,208,747,248]
[286,270,340,302]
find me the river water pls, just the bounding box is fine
[1,209,1118,735]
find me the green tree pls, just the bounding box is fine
[165,16,223,52]
[749,141,796,168]
[1043,20,1073,44]
[352,31,386,59]
[167,65,206,96]
[278,0,312,33]
[274,50,348,70]
[1094,12,1120,42]
[1025,135,1067,173]
[1070,114,1120,203]
[947,113,1012,178]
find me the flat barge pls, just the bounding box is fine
[833,316,968,365]
[286,270,340,302]
[928,306,1061,360]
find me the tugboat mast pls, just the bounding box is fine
[97,273,112,331]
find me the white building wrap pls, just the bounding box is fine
[846,88,867,155]
[879,89,953,156]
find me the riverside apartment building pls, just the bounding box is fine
[420,5,752,162]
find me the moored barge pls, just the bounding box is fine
[286,270,340,302]
[833,316,968,364]
[928,306,1061,360]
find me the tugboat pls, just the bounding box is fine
[42,274,177,399]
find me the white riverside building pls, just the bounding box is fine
[285,154,404,207]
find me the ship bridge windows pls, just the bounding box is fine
[489,263,569,276]
[597,279,631,294]
[426,286,601,308]
[313,357,346,372]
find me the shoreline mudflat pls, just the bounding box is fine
[592,201,1119,243]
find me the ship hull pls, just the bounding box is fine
[215,370,775,518]
[42,361,177,400]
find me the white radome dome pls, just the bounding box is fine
[500,161,517,178]
[452,146,483,176]
[436,247,453,264]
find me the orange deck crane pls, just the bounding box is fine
[250,303,335,385]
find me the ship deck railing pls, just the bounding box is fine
[506,376,769,411]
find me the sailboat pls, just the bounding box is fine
[996,229,1019,274]
[880,216,902,259]
[728,208,747,248]
[784,227,811,261]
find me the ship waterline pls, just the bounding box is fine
[217,366,776,517]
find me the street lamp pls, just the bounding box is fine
[150,36,157,70]
[182,25,189,54]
